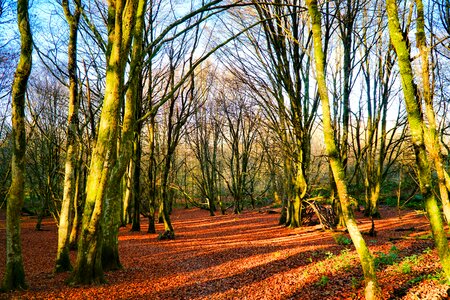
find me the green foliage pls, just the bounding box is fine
[407,271,445,285]
[404,254,420,265]
[316,275,329,287]
[333,234,352,246]
[270,202,282,209]
[401,262,411,274]
[374,246,399,268]
[309,188,330,199]
[316,249,355,274]
[307,251,321,263]
[395,254,423,275]
[417,233,432,240]
[335,249,354,271]
[325,251,334,259]
[422,247,432,254]
[384,194,425,209]
[404,195,424,209]
[384,196,398,207]
[351,277,360,289]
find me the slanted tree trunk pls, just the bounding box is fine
[55,0,81,273]
[415,0,450,225]
[306,0,381,297]
[2,0,32,291]
[386,0,450,282]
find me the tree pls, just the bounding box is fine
[386,0,450,282]
[55,0,82,273]
[415,0,450,226]
[218,79,261,214]
[336,0,361,175]
[305,0,381,297]
[101,0,147,271]
[188,83,222,216]
[26,73,66,230]
[157,43,200,238]
[356,1,406,218]
[231,1,319,227]
[2,0,32,290]
[67,0,138,285]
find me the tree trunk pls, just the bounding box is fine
[55,0,81,273]
[147,117,157,234]
[160,151,175,238]
[2,0,32,291]
[306,0,381,297]
[67,0,138,285]
[101,0,145,269]
[415,0,450,226]
[122,162,133,226]
[69,150,84,250]
[131,132,141,231]
[289,148,308,228]
[386,0,450,282]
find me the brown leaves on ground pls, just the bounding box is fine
[0,206,449,299]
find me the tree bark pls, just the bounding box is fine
[386,0,450,282]
[415,0,450,226]
[67,0,138,285]
[101,0,144,271]
[2,0,32,291]
[306,0,381,297]
[55,0,81,273]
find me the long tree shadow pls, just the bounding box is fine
[118,213,337,280]
[140,245,344,299]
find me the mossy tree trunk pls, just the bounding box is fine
[55,0,81,274]
[386,0,450,282]
[306,0,381,298]
[2,0,32,291]
[101,0,145,271]
[289,148,308,228]
[121,161,133,226]
[69,146,84,249]
[67,0,138,285]
[415,0,450,226]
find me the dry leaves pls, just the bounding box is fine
[0,206,449,299]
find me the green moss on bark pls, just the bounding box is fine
[55,250,73,273]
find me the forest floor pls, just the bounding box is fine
[1,206,450,299]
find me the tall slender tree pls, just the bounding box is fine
[306,0,381,297]
[55,0,82,273]
[386,0,450,282]
[415,0,450,225]
[2,0,33,291]
[101,0,147,271]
